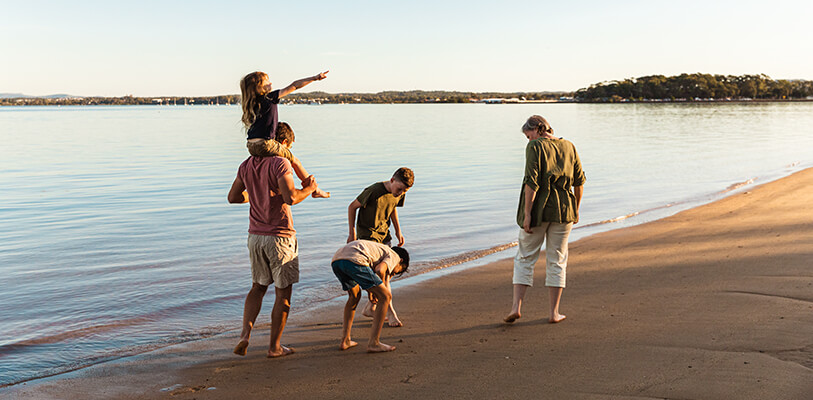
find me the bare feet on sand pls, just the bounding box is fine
[504,312,521,323]
[312,188,330,198]
[267,345,295,358]
[367,343,396,353]
[233,340,249,356]
[387,320,403,328]
[549,314,566,323]
[340,339,358,350]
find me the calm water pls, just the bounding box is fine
[1,102,812,386]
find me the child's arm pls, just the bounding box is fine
[278,71,329,98]
[390,208,405,246]
[382,274,402,327]
[347,199,362,243]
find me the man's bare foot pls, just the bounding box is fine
[340,339,358,350]
[267,345,295,358]
[387,319,403,327]
[549,314,566,323]
[367,342,396,353]
[504,312,521,323]
[312,188,330,198]
[233,340,249,356]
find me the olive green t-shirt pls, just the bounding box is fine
[517,137,586,227]
[356,182,405,243]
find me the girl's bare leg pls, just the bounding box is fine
[290,157,330,198]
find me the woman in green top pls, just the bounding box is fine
[504,115,585,324]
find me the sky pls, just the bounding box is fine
[2,0,812,97]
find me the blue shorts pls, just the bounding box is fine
[331,259,383,291]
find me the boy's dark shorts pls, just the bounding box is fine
[331,260,383,291]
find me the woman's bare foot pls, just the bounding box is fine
[233,340,249,356]
[367,342,396,353]
[312,188,331,198]
[549,314,566,323]
[340,339,358,350]
[504,312,521,323]
[387,319,403,327]
[267,345,295,358]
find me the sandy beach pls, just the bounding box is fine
[5,168,812,400]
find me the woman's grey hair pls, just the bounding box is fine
[522,115,553,135]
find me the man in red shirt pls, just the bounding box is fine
[228,144,317,358]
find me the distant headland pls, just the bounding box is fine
[3,73,812,106]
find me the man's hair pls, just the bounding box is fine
[392,167,414,188]
[391,246,409,276]
[275,121,295,144]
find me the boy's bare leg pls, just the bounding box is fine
[361,300,377,318]
[340,285,362,350]
[267,285,295,358]
[504,284,528,323]
[234,283,267,355]
[366,285,396,353]
[548,286,566,323]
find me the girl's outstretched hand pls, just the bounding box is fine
[314,71,329,80]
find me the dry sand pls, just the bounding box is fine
[4,169,813,399]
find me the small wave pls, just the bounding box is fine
[0,325,229,388]
[0,317,152,355]
[721,178,755,193]
[408,242,518,274]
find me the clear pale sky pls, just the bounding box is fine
[2,0,811,97]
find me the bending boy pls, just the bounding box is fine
[331,240,409,353]
[347,167,414,326]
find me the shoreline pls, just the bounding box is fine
[1,163,810,391]
[4,168,812,398]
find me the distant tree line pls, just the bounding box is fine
[283,90,568,104]
[1,95,240,106]
[575,73,813,102]
[5,75,813,107]
[1,91,569,106]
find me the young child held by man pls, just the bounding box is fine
[240,70,329,198]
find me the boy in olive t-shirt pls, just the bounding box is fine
[347,167,414,326]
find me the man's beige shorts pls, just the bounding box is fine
[247,234,299,288]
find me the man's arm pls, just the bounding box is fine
[277,173,317,205]
[347,199,362,243]
[278,71,329,98]
[390,208,404,246]
[228,176,248,204]
[523,184,537,233]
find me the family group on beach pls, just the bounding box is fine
[227,70,584,357]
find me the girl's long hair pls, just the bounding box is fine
[240,71,269,129]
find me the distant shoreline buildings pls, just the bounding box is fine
[3,73,812,106]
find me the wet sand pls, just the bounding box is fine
[4,169,813,399]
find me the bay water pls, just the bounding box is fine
[1,102,811,386]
